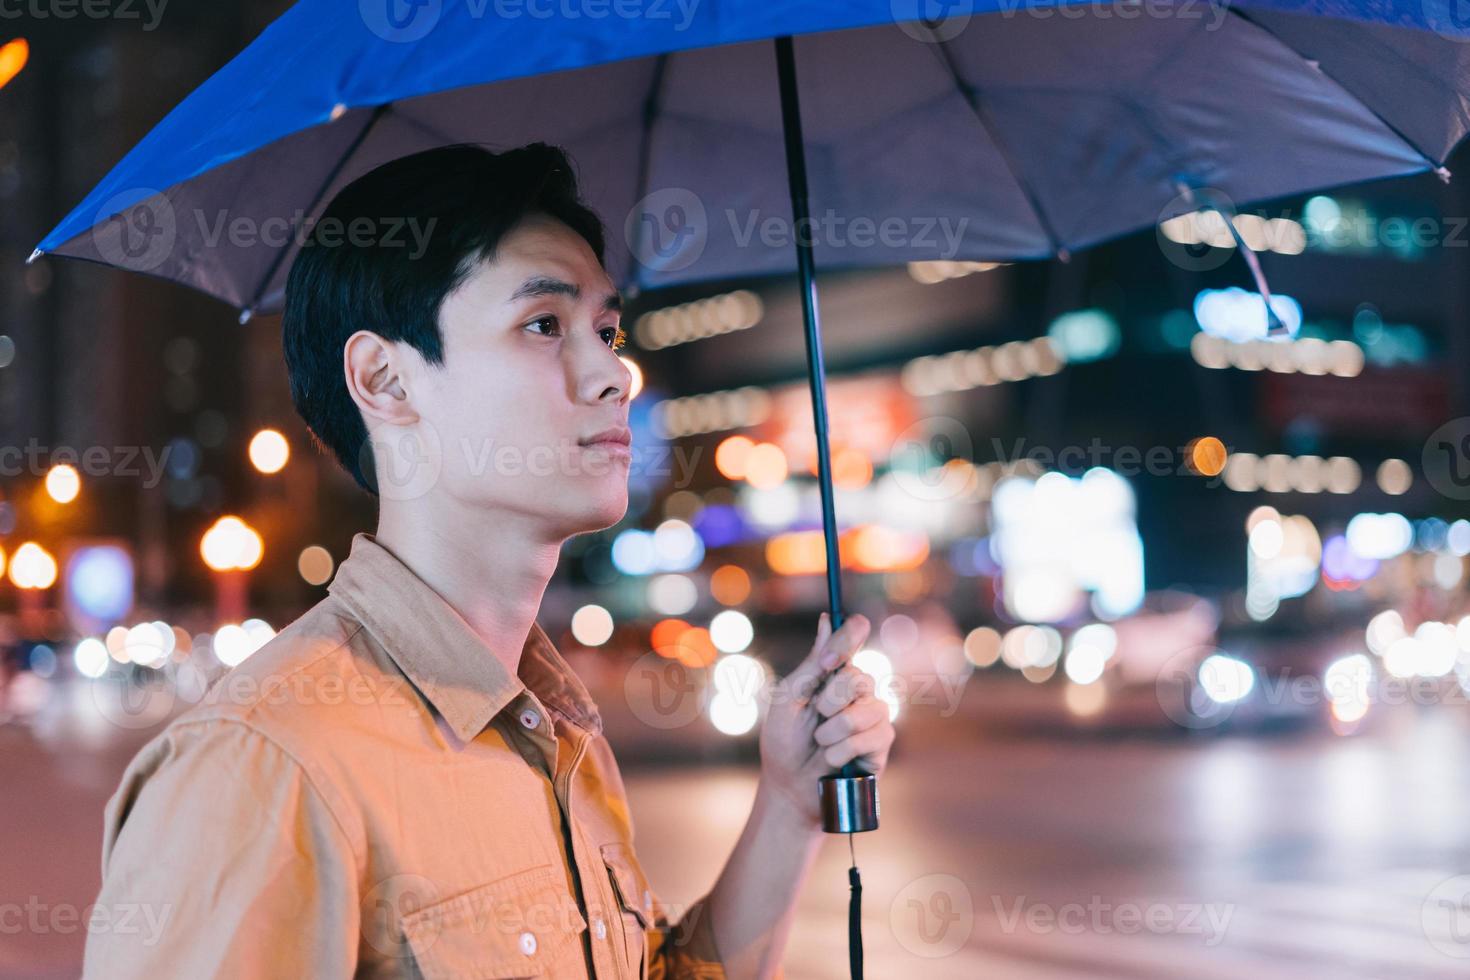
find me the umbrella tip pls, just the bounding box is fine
[26,248,42,265]
[1436,166,1453,183]
[238,308,254,325]
[1057,247,1072,263]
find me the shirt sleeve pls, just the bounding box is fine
[82,718,362,979]
[647,891,726,980]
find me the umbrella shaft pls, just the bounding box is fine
[774,35,845,635]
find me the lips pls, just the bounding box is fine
[579,427,632,449]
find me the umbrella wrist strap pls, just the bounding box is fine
[847,844,863,979]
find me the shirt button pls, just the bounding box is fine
[518,708,541,730]
[519,931,537,955]
[593,918,607,940]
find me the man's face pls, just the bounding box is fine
[399,214,632,536]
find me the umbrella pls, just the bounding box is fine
[31,1,1470,974]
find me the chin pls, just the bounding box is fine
[568,490,629,535]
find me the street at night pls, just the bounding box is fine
[5,680,1470,978]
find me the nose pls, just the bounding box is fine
[572,331,631,405]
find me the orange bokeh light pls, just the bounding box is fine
[766,525,930,576]
[832,447,873,489]
[743,442,788,488]
[671,627,718,668]
[766,530,831,576]
[709,564,751,605]
[714,436,755,480]
[0,39,28,92]
[651,618,691,657]
[1189,436,1228,477]
[850,525,929,573]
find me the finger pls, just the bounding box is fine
[810,612,832,657]
[813,696,888,747]
[784,612,834,691]
[786,614,869,690]
[813,664,874,718]
[822,722,895,770]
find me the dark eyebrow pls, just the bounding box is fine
[508,275,578,303]
[508,276,622,314]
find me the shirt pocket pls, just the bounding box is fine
[400,863,587,979]
[599,841,654,979]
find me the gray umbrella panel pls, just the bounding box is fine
[65,10,1456,316]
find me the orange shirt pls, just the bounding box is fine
[83,533,725,979]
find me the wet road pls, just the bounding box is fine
[3,677,1469,979]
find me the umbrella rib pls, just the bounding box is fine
[240,102,391,320]
[629,53,669,290]
[1227,8,1446,173]
[925,34,1069,260]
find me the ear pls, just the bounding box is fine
[343,330,417,427]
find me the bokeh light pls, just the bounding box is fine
[8,542,57,589]
[1375,458,1412,495]
[742,442,788,489]
[297,545,334,585]
[714,436,755,481]
[200,516,264,571]
[1188,437,1227,477]
[709,609,754,653]
[709,564,751,606]
[571,604,615,646]
[44,463,80,503]
[248,428,290,474]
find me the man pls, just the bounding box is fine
[83,143,894,979]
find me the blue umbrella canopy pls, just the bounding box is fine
[31,0,1470,316]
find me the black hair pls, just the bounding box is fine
[281,142,606,493]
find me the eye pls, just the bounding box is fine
[601,325,628,351]
[525,315,561,337]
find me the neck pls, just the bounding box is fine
[374,498,563,677]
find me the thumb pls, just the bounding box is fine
[787,612,869,689]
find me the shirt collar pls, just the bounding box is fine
[327,533,602,742]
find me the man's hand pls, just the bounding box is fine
[757,612,895,829]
